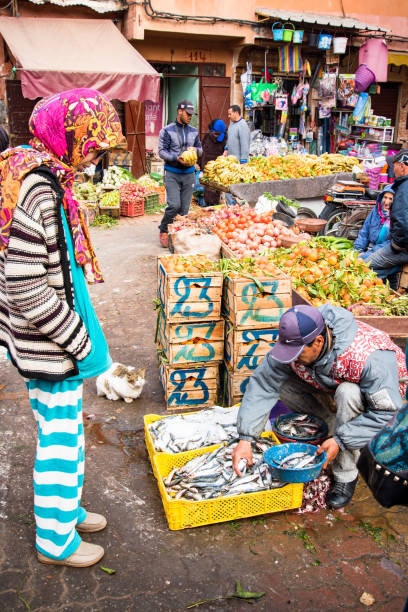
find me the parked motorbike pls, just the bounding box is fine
[319,180,378,239]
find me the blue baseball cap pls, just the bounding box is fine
[269,305,325,364]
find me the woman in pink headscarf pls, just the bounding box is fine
[0,89,122,567]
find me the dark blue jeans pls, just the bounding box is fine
[159,171,195,233]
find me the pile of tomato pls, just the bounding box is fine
[212,206,301,257]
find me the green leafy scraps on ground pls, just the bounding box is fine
[16,576,31,611]
[359,521,385,545]
[227,520,241,534]
[100,565,116,575]
[91,214,119,228]
[187,580,265,608]
[284,527,320,566]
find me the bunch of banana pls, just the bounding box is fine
[310,154,359,175]
[180,147,198,165]
[203,155,260,186]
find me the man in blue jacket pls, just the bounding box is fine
[365,150,408,281]
[231,304,407,509]
[158,100,202,248]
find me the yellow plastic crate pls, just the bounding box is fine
[152,433,303,530]
[144,407,240,476]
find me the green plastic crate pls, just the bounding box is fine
[143,192,160,213]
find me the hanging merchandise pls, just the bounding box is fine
[240,62,253,93]
[244,84,255,109]
[275,94,288,111]
[291,79,304,105]
[278,45,303,73]
[272,22,284,41]
[282,23,295,42]
[303,60,312,78]
[355,64,376,93]
[333,37,348,54]
[353,92,371,123]
[300,81,309,112]
[260,67,273,83]
[337,74,355,102]
[293,27,304,44]
[317,33,332,50]
[308,31,319,46]
[318,70,337,109]
[359,39,388,82]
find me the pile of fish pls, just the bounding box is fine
[164,438,286,501]
[149,405,240,453]
[275,414,326,440]
[275,451,320,470]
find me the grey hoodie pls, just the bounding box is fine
[237,304,404,450]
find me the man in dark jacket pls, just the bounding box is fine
[200,119,226,206]
[158,100,202,248]
[365,150,408,279]
[231,304,408,509]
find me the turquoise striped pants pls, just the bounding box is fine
[27,378,87,560]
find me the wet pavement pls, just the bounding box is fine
[1,214,408,611]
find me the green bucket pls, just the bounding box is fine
[282,23,295,42]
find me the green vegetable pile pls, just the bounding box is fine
[91,214,119,228]
[74,181,98,201]
[99,190,119,208]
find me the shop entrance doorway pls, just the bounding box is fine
[152,63,229,140]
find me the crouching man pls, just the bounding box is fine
[232,304,408,509]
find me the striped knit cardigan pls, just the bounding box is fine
[0,168,91,380]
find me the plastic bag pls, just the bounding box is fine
[172,228,221,260]
[255,195,278,213]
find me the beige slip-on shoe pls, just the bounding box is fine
[37,541,104,568]
[76,511,107,533]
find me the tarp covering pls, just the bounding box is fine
[388,53,408,67]
[0,17,160,102]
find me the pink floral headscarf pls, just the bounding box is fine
[0,88,123,283]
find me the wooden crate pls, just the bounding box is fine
[157,311,224,365]
[159,361,219,411]
[157,258,223,322]
[223,269,292,329]
[224,319,279,373]
[223,364,251,406]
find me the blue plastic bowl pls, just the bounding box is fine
[264,443,327,484]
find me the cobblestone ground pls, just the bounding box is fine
[1,215,407,611]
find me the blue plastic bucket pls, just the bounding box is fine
[272,22,284,41]
[264,443,327,483]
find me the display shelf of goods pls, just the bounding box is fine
[159,360,220,411]
[152,434,303,530]
[222,267,292,330]
[158,256,223,323]
[224,319,279,372]
[157,310,224,366]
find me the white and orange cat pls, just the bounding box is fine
[96,363,146,403]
